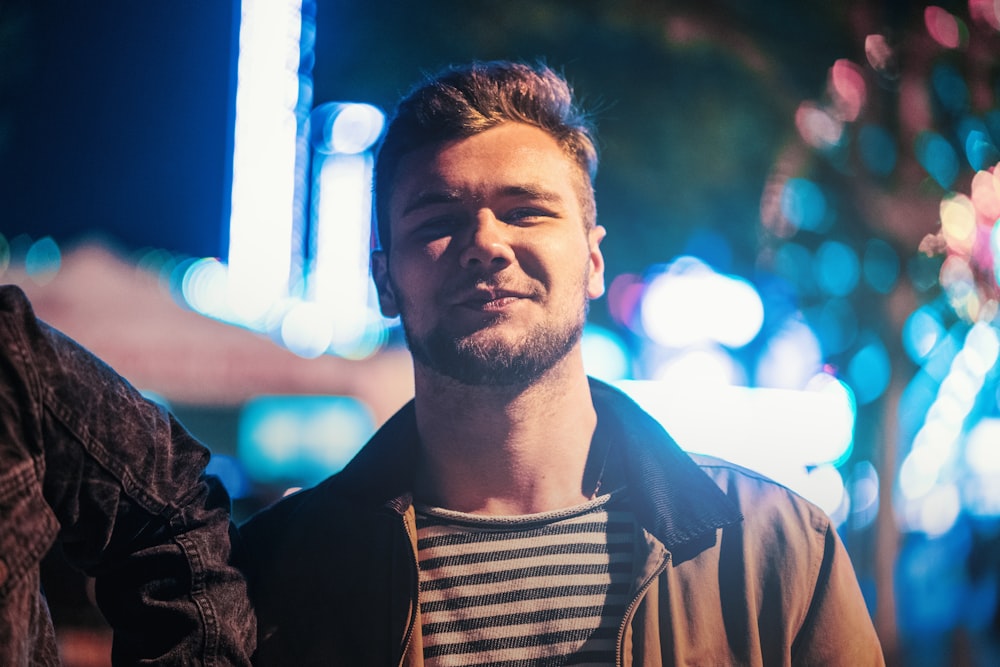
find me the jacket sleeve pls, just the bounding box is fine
[791,522,885,666]
[0,285,255,665]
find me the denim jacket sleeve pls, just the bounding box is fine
[0,285,255,665]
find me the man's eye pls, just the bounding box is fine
[415,216,460,238]
[503,208,551,223]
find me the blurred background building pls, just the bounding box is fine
[2,1,1000,665]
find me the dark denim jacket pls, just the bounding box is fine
[0,285,254,665]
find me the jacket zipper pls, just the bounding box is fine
[616,550,671,667]
[397,512,421,667]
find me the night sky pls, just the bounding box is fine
[1,1,237,258]
[1,0,848,271]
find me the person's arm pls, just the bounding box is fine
[0,285,254,665]
[792,522,885,666]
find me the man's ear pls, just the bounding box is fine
[586,225,607,300]
[371,250,400,318]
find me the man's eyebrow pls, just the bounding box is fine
[400,185,565,217]
[400,190,463,217]
[498,185,565,202]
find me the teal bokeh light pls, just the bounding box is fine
[858,125,897,177]
[25,236,61,284]
[916,131,959,189]
[807,297,858,356]
[903,306,946,364]
[238,395,375,486]
[960,117,1000,170]
[815,240,860,297]
[205,454,252,500]
[863,238,900,294]
[930,63,969,115]
[780,178,828,233]
[847,335,891,405]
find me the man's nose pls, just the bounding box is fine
[458,210,514,269]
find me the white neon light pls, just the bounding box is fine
[294,102,386,359]
[313,102,385,155]
[616,376,855,486]
[312,153,374,345]
[897,321,1000,531]
[227,0,305,324]
[640,257,764,349]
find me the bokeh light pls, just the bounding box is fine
[650,345,740,388]
[806,297,858,356]
[639,257,764,349]
[963,418,1000,517]
[849,460,880,530]
[798,464,849,525]
[0,234,10,277]
[582,324,631,382]
[847,334,891,405]
[311,102,385,155]
[862,238,900,293]
[924,6,965,49]
[238,394,374,486]
[970,0,1000,30]
[863,33,896,78]
[970,166,1000,220]
[25,236,62,285]
[181,257,229,317]
[755,316,823,389]
[930,62,969,114]
[903,305,946,363]
[962,125,1000,170]
[205,454,252,500]
[780,178,828,233]
[617,372,855,509]
[815,240,860,297]
[773,242,816,295]
[795,101,843,150]
[898,320,1000,535]
[916,131,960,189]
[829,59,866,122]
[940,194,977,255]
[858,125,898,177]
[279,300,333,359]
[607,272,645,329]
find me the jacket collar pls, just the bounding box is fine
[331,377,742,551]
[587,378,743,552]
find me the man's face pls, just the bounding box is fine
[372,122,606,387]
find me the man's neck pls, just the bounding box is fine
[411,356,598,516]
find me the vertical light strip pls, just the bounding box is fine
[282,102,386,358]
[313,152,374,349]
[227,0,305,325]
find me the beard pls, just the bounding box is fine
[403,314,585,387]
[395,281,589,388]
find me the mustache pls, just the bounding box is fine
[446,274,541,299]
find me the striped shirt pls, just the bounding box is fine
[414,490,635,667]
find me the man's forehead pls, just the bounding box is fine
[390,127,579,199]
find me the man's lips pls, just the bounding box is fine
[451,288,532,310]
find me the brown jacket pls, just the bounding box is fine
[242,379,885,666]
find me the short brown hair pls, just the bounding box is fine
[373,61,598,251]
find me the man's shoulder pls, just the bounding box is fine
[241,475,353,537]
[686,453,834,539]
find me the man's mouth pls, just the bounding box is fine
[452,287,531,311]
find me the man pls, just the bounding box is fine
[239,61,886,666]
[3,60,884,666]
